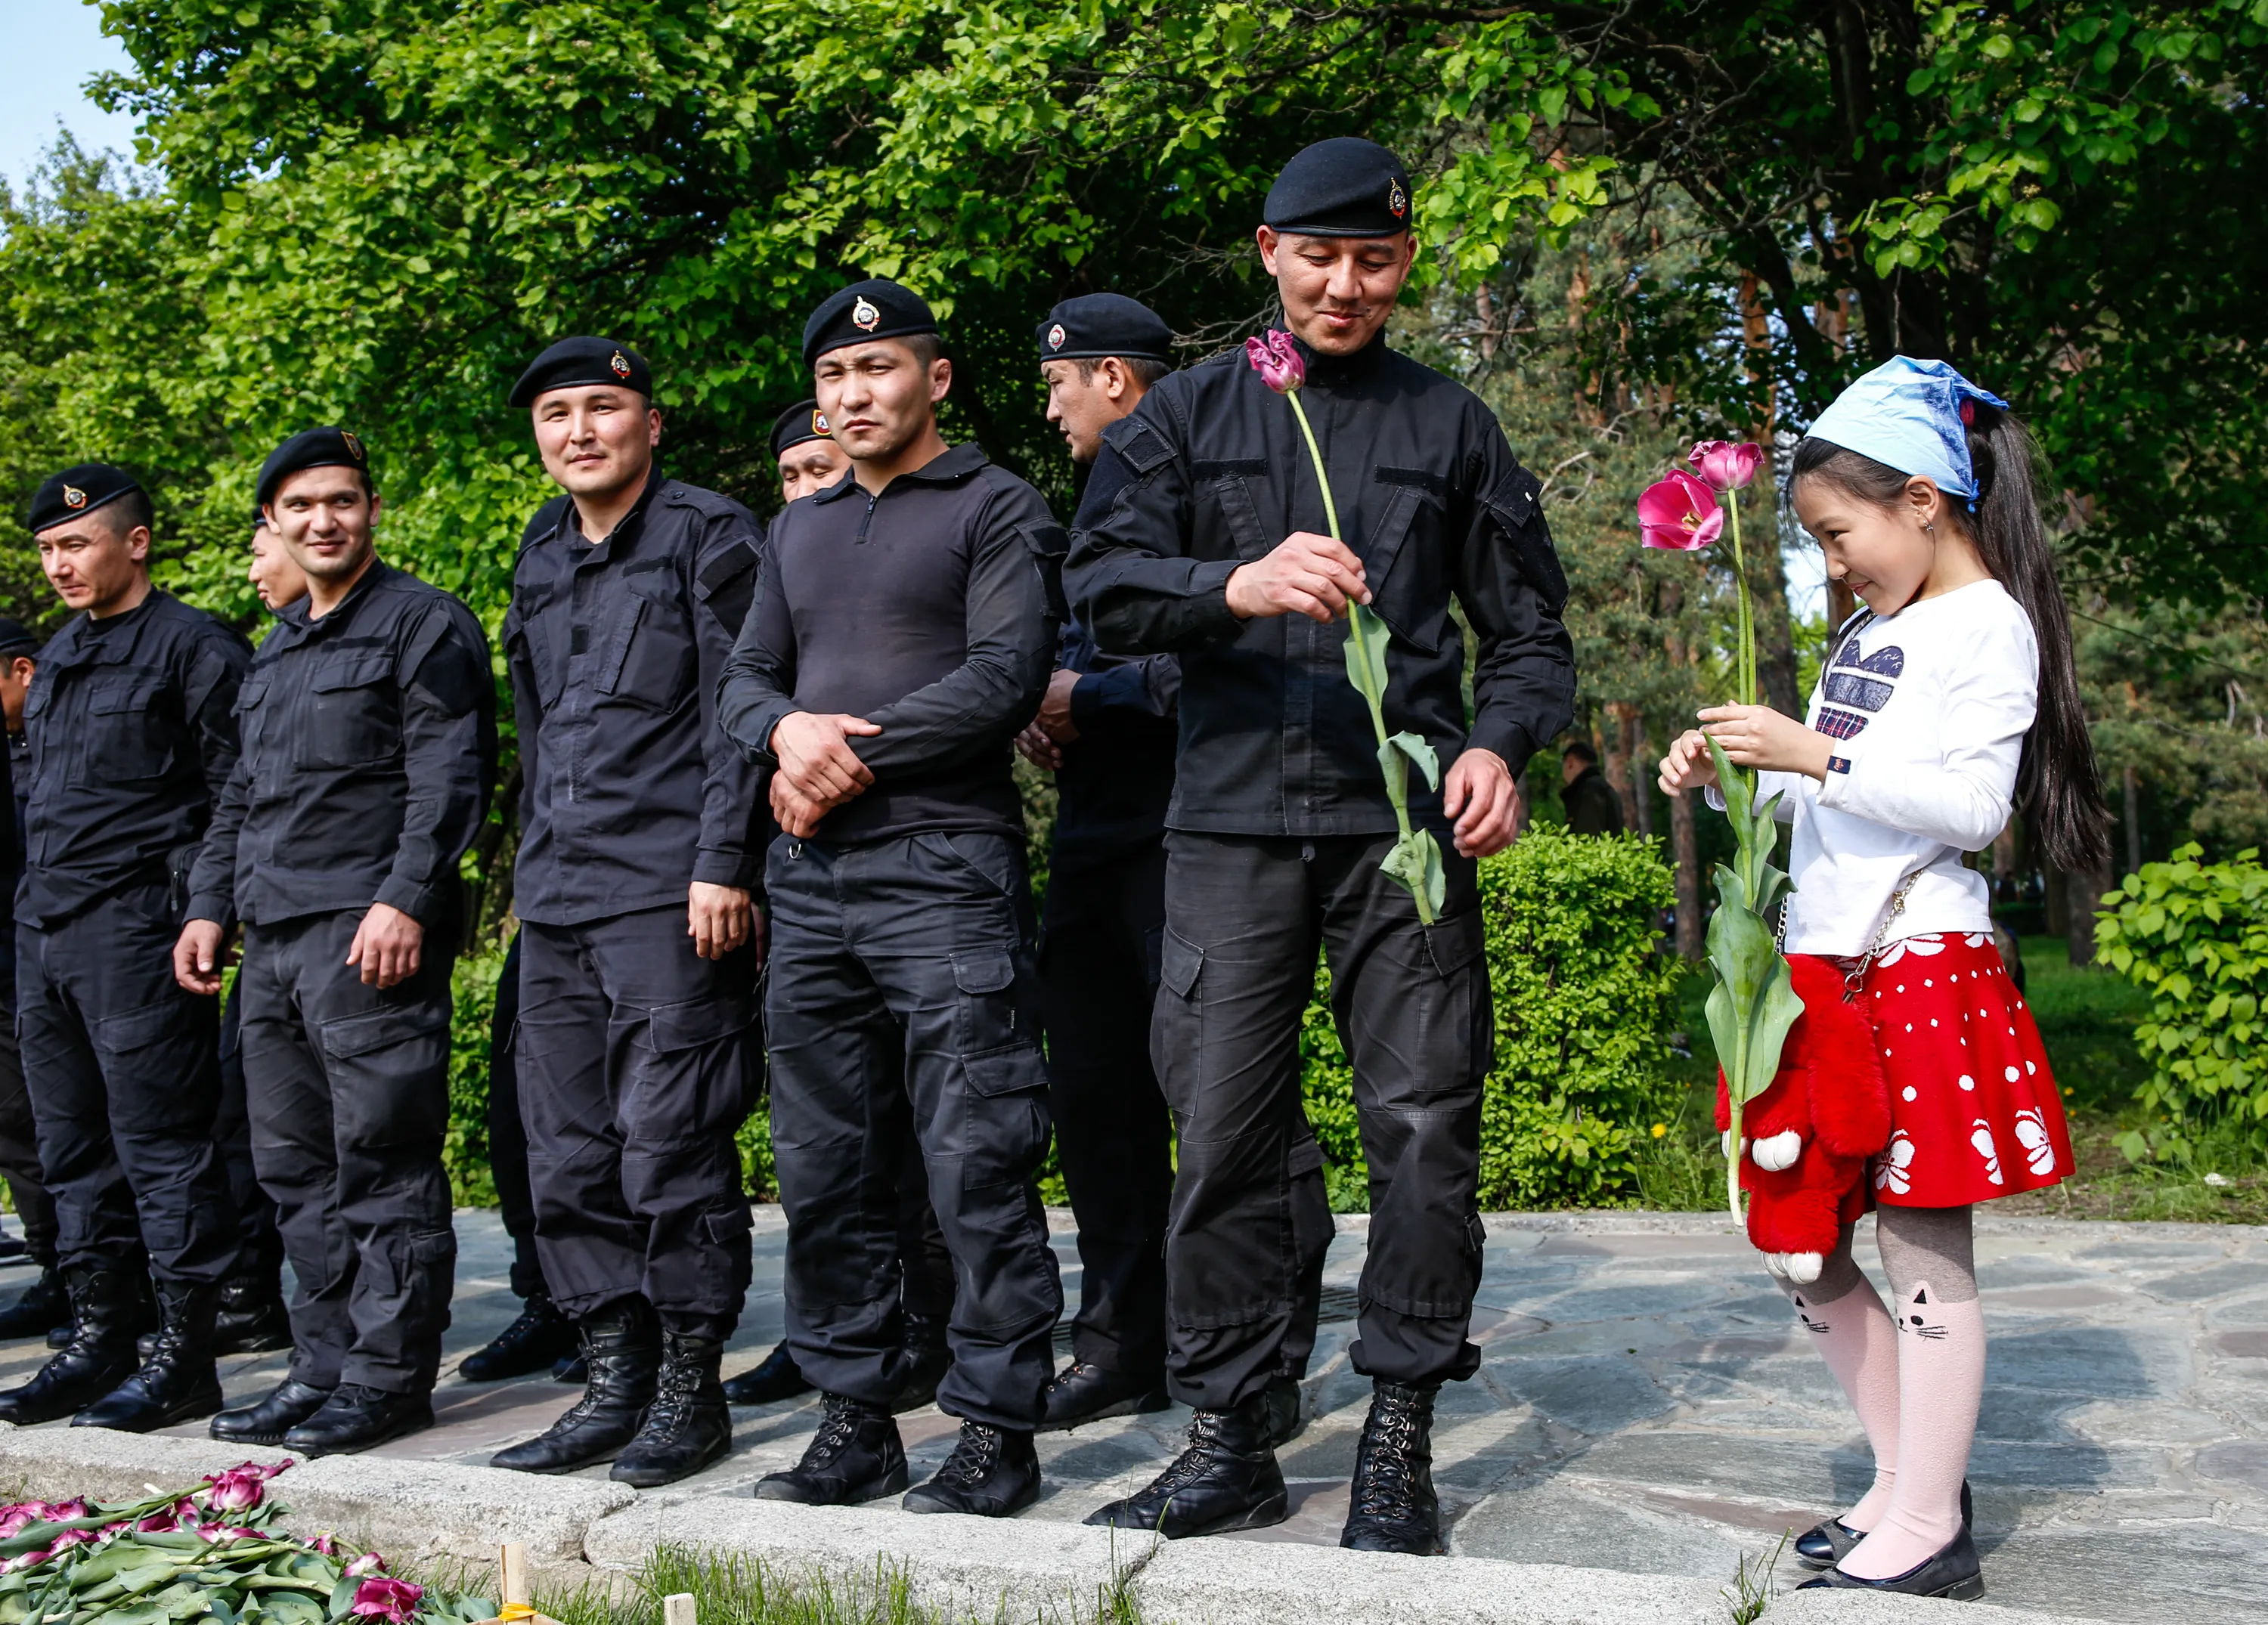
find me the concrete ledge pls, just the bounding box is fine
[584,1494,1142,1618]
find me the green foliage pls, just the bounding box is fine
[1303,828,1683,1211]
[445,949,504,1209]
[2096,843,2268,1158]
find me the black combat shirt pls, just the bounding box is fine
[1049,615,1177,872]
[18,592,249,927]
[1066,332,1576,837]
[717,442,1061,844]
[504,474,770,926]
[187,562,495,931]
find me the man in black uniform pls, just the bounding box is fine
[486,337,768,1488]
[0,463,249,1431]
[1070,140,1576,1552]
[1020,294,1323,1439]
[0,616,64,1338]
[178,427,496,1456]
[719,280,1063,1517]
[723,400,959,1414]
[1557,739,1625,836]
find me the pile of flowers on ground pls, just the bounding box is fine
[0,1460,494,1623]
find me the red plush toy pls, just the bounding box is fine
[1713,953,1893,1283]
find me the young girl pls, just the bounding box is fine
[1659,356,2111,1600]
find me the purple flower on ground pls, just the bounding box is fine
[350,1576,425,1621]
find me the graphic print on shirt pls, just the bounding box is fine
[1816,618,1907,741]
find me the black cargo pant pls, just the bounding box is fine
[516,906,757,1339]
[767,831,1061,1431]
[0,933,57,1269]
[17,880,237,1284]
[239,908,458,1392]
[1157,831,1493,1410]
[484,933,546,1302]
[216,986,286,1285]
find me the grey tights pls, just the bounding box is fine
[1776,1206,1977,1307]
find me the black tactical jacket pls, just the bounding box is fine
[1049,614,1178,873]
[187,562,494,931]
[504,475,770,926]
[19,592,249,927]
[1065,332,1576,837]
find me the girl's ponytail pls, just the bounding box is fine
[1960,405,2112,875]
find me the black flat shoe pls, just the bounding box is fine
[1085,1394,1286,1538]
[1039,1360,1170,1432]
[1799,1526,1984,1600]
[211,1378,333,1445]
[903,1422,1040,1517]
[754,1393,907,1505]
[460,1292,578,1382]
[1795,1481,1973,1571]
[281,1382,435,1457]
[723,1342,812,1406]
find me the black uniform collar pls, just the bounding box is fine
[1287,328,1390,388]
[812,440,988,503]
[560,466,665,552]
[51,590,161,666]
[274,558,391,636]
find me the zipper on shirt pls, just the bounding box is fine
[856,489,878,545]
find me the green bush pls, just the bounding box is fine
[2096,842,2268,1156]
[1303,828,1684,1210]
[445,950,504,1208]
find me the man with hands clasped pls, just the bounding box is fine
[1067,138,1576,1553]
[179,428,496,1456]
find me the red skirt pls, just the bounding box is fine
[1857,932,2071,1206]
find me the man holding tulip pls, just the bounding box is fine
[1066,137,1576,1553]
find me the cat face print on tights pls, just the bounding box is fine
[1898,1284,1952,1342]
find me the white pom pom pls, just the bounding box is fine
[1784,1252,1823,1284]
[1763,1252,1789,1278]
[1751,1128,1804,1172]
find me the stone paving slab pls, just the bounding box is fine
[0,1206,2257,1621]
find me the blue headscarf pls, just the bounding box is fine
[1804,357,2009,502]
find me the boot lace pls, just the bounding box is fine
[1148,1409,1232,1497]
[638,1348,708,1441]
[1349,1395,1425,1523]
[804,1392,875,1468]
[930,1423,1003,1488]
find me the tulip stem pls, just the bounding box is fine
[1724,488,1755,707]
[1285,392,1341,543]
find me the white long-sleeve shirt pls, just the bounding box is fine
[1718,579,2037,957]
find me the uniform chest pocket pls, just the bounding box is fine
[232,674,272,767]
[604,596,696,712]
[1195,463,1275,562]
[300,655,398,770]
[1363,473,1449,656]
[82,676,174,784]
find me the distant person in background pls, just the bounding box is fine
[0,617,62,1339]
[1559,739,1624,836]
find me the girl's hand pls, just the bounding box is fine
[1658,729,1718,794]
[1699,704,1835,781]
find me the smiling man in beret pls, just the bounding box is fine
[718,277,1066,1518]
[485,335,772,1489]
[1070,137,1576,1552]
[0,463,250,1434]
[178,426,496,1456]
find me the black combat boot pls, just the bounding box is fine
[0,1267,69,1342]
[73,1281,223,1432]
[282,1382,435,1456]
[490,1296,661,1474]
[0,1266,146,1425]
[888,1311,952,1413]
[754,1393,907,1505]
[1340,1380,1442,1555]
[1040,1360,1170,1432]
[211,1377,335,1445]
[1084,1392,1286,1538]
[723,1342,811,1406]
[459,1292,576,1382]
[1263,1373,1305,1447]
[903,1421,1041,1517]
[213,1277,292,1356]
[611,1328,733,1487]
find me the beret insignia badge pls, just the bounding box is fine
[1388,178,1407,219]
[342,431,365,463]
[811,408,829,435]
[1047,323,1067,351]
[851,296,881,333]
[609,350,631,379]
[62,485,87,510]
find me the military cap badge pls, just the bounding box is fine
[811,408,829,435]
[852,296,881,332]
[342,430,365,463]
[63,485,87,510]
[1389,178,1407,219]
[1047,323,1067,351]
[609,349,632,379]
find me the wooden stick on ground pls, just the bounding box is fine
[471,1541,563,1625]
[663,1594,697,1625]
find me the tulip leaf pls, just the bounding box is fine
[1343,604,1391,710]
[1705,898,1805,1110]
[1379,827,1445,922]
[1386,730,1441,792]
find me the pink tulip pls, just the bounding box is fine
[1244,329,1305,394]
[137,1512,178,1534]
[198,1524,265,1543]
[45,1500,87,1521]
[311,1534,339,1556]
[345,1550,388,1576]
[350,1576,425,1621]
[1637,472,1724,550]
[1687,439,1763,494]
[0,1506,39,1539]
[203,1460,286,1512]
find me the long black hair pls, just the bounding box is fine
[1790,406,2112,874]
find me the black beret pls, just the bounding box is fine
[28,463,141,534]
[256,427,372,506]
[250,505,271,531]
[1263,137,1413,238]
[0,618,37,659]
[802,279,937,368]
[1036,294,1174,365]
[509,336,653,408]
[770,400,835,461]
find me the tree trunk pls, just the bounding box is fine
[1669,785,1703,960]
[1603,702,1638,828]
[1629,715,1655,838]
[2122,764,2143,876]
[2065,864,2112,966]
